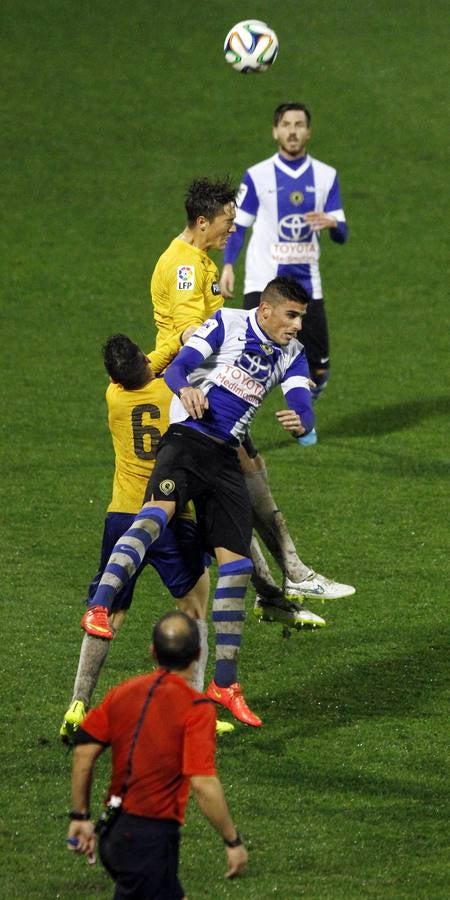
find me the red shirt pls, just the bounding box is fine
[80,668,217,824]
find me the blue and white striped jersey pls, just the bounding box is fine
[224,153,347,299]
[164,307,314,446]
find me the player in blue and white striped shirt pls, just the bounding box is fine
[221,103,348,435]
[81,278,315,728]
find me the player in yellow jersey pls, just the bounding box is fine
[146,178,354,638]
[61,334,233,741]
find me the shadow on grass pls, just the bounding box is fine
[255,632,448,742]
[259,396,449,453]
[321,396,450,439]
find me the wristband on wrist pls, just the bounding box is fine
[224,831,242,848]
[68,811,91,821]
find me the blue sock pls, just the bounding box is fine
[89,507,168,612]
[213,558,253,688]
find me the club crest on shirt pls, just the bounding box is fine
[289,190,304,206]
[259,343,274,356]
[177,266,194,291]
[236,352,272,382]
[159,479,176,496]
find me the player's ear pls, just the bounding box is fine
[150,643,157,661]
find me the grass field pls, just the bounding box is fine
[1,1,449,897]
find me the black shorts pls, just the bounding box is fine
[244,292,330,371]
[145,425,253,557]
[99,813,183,900]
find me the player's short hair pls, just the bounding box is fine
[261,276,311,307]
[153,611,200,671]
[273,103,312,127]
[102,334,150,390]
[185,176,237,225]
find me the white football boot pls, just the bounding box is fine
[284,571,355,601]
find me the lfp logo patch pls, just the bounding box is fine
[177,266,194,291]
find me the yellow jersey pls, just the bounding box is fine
[148,238,223,373]
[106,375,172,514]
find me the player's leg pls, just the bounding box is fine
[150,516,210,694]
[151,515,235,736]
[61,514,140,743]
[81,435,189,636]
[298,296,329,445]
[239,440,355,602]
[239,443,310,583]
[206,548,261,727]
[251,535,325,630]
[198,452,261,727]
[81,501,173,637]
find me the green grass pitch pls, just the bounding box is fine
[1,0,449,897]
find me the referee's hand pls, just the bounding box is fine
[178,386,209,419]
[224,843,248,879]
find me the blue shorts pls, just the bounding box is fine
[86,513,206,612]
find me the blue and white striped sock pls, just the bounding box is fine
[89,506,168,612]
[213,558,253,688]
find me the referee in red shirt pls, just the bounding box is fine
[66,610,247,898]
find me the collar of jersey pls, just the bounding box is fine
[248,308,282,353]
[274,152,311,179]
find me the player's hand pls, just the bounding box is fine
[224,844,248,878]
[179,387,209,419]
[67,821,96,864]
[219,264,235,299]
[304,211,337,232]
[275,409,305,437]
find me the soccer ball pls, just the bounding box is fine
[224,20,279,74]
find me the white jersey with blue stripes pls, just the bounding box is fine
[164,307,313,446]
[234,153,346,298]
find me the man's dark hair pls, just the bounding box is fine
[185,176,237,225]
[273,103,312,127]
[261,276,311,307]
[102,334,151,390]
[153,611,200,671]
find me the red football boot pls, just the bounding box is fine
[81,606,113,639]
[206,679,262,727]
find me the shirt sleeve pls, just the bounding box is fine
[281,350,315,434]
[223,172,259,264]
[324,174,348,244]
[164,313,224,395]
[182,699,217,776]
[148,334,183,374]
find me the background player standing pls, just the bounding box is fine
[220,102,349,443]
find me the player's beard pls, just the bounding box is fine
[279,138,307,160]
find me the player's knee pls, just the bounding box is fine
[218,557,253,578]
[310,368,330,401]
